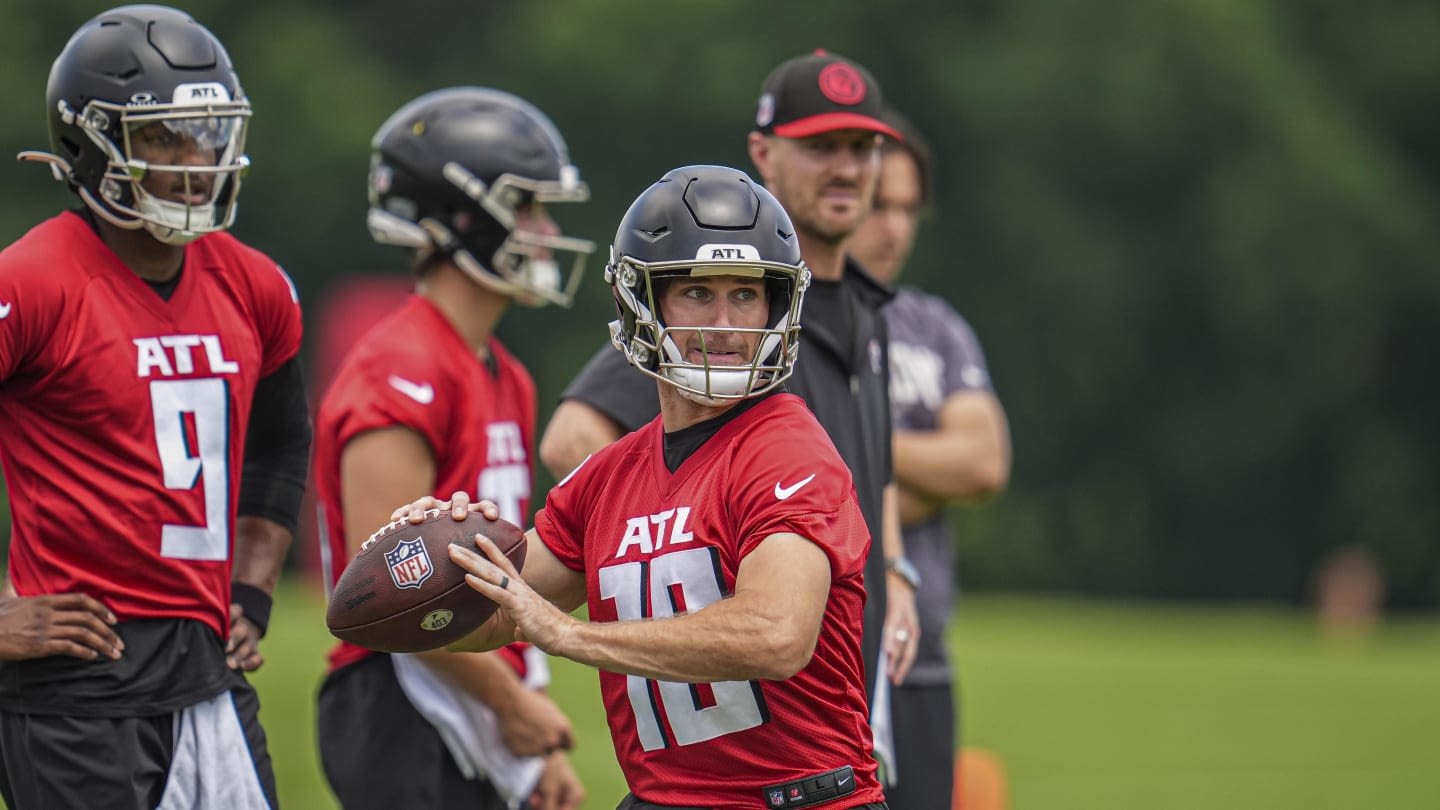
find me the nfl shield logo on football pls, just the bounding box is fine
[385,537,434,590]
[768,789,785,807]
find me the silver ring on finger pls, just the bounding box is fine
[895,628,911,643]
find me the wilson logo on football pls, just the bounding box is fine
[384,537,434,590]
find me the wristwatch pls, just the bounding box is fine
[885,555,921,590]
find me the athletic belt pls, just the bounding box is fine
[762,765,858,808]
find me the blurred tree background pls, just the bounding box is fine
[1,0,1437,607]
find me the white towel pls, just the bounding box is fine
[155,691,273,810]
[869,647,897,787]
[392,650,551,809]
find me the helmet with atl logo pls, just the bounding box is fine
[22,5,252,245]
[605,165,810,403]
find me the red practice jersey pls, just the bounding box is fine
[314,294,537,671]
[0,212,302,638]
[535,393,882,809]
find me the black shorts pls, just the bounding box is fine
[884,681,955,810]
[0,677,276,810]
[316,654,506,810]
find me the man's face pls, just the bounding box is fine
[657,274,770,368]
[845,148,924,285]
[755,129,881,246]
[128,120,220,205]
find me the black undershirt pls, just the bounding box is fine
[238,356,311,533]
[0,620,240,716]
[661,391,776,472]
[144,271,183,300]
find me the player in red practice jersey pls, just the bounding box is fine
[313,88,589,810]
[0,6,309,810]
[399,165,889,810]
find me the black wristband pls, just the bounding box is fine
[231,583,273,638]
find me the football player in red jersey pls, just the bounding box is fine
[0,6,309,809]
[398,165,890,810]
[538,52,920,782]
[312,88,589,810]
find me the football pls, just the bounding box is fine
[326,509,527,653]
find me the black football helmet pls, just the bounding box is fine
[606,165,809,402]
[19,5,252,245]
[367,87,594,307]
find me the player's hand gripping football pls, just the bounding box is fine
[392,493,579,655]
[0,592,124,661]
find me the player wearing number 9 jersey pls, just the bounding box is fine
[0,211,300,627]
[0,6,310,810]
[436,166,887,809]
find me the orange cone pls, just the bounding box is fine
[953,747,1008,810]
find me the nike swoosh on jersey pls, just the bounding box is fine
[837,775,852,786]
[0,301,11,319]
[774,473,817,500]
[387,375,435,405]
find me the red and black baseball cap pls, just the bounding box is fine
[754,49,902,141]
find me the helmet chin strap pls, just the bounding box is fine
[667,366,758,405]
[142,222,204,246]
[136,196,212,246]
[522,259,562,298]
[455,244,574,308]
[125,167,224,245]
[660,335,763,401]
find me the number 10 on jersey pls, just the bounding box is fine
[598,546,769,750]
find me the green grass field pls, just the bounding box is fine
[952,597,1440,809]
[12,585,1437,809]
[250,585,1440,810]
